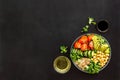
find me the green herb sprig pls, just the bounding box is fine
[81,17,96,33]
[60,45,68,54]
[88,17,96,25]
[81,25,89,32]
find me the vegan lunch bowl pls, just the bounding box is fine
[70,33,111,74]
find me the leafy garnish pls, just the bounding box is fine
[60,45,68,54]
[81,17,96,33]
[88,17,96,25]
[81,25,89,32]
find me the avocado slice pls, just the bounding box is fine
[100,43,109,52]
[104,47,110,54]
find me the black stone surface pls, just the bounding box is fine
[0,0,120,80]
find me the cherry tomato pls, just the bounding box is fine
[88,34,94,42]
[78,35,88,43]
[74,41,81,48]
[81,43,88,51]
[89,41,94,50]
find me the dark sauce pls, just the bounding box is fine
[97,20,109,31]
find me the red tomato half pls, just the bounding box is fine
[89,41,94,50]
[74,41,81,48]
[81,43,88,51]
[88,34,94,42]
[78,35,88,43]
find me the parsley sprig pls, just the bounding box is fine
[81,17,96,33]
[88,17,96,25]
[60,45,68,54]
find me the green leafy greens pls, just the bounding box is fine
[81,25,89,32]
[88,17,96,25]
[81,17,96,33]
[85,61,101,74]
[60,45,68,54]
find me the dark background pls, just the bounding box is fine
[0,0,120,80]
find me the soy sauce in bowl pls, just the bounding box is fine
[97,20,109,33]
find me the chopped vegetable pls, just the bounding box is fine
[70,48,82,61]
[81,25,89,32]
[60,45,68,54]
[85,61,101,74]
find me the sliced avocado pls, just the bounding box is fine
[92,35,98,40]
[95,42,101,50]
[92,36,100,50]
[104,47,110,54]
[100,43,109,52]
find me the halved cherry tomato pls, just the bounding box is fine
[81,43,88,51]
[78,35,88,43]
[89,41,94,50]
[74,41,81,48]
[88,34,94,42]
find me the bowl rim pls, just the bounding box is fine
[96,20,109,33]
[70,33,112,74]
[53,56,71,74]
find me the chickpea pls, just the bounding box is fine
[91,51,109,67]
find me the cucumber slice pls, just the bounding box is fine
[77,55,80,59]
[77,50,81,55]
[84,51,88,57]
[88,51,91,58]
[87,51,91,58]
[80,51,83,57]
[91,51,95,58]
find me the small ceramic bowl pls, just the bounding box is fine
[53,56,71,74]
[96,20,109,33]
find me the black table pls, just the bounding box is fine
[0,0,120,80]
